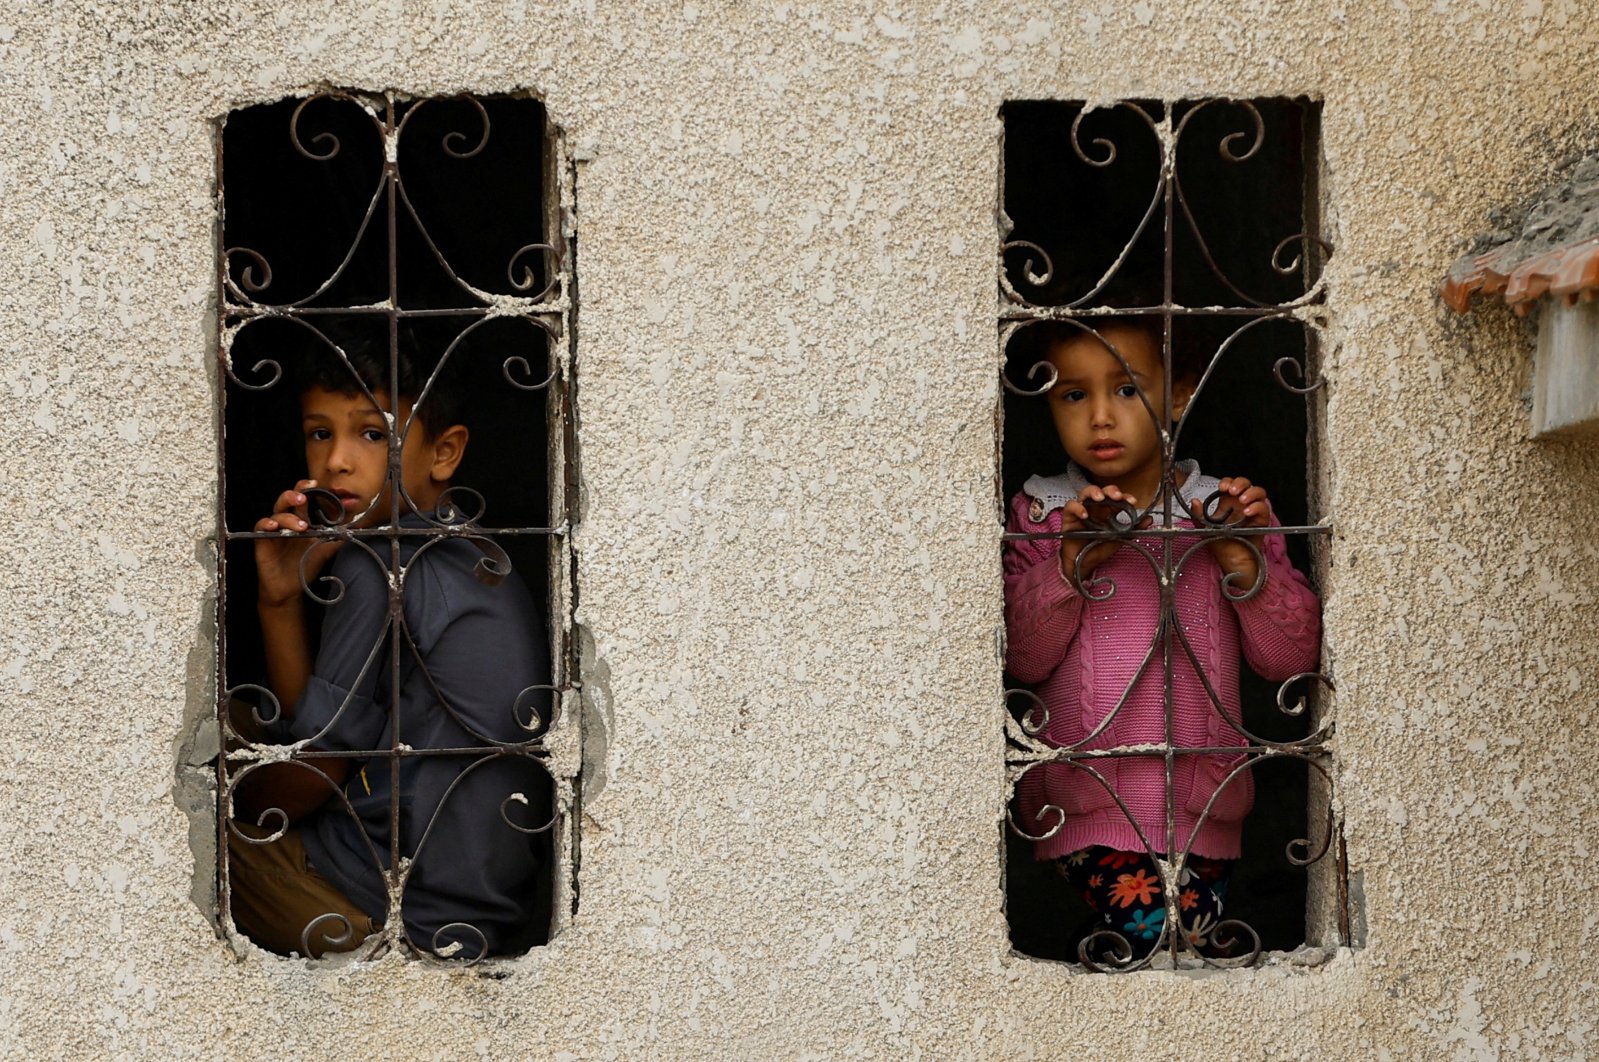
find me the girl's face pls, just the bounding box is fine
[1044,323,1190,495]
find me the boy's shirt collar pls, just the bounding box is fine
[383,508,468,529]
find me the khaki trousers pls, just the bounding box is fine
[224,697,380,957]
[226,820,381,958]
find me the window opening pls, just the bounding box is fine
[998,98,1342,970]
[214,91,575,962]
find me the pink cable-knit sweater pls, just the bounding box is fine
[1004,463,1321,861]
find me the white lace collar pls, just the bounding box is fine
[1020,460,1221,521]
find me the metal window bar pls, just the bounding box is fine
[998,98,1339,971]
[213,90,576,963]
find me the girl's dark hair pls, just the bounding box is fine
[293,323,465,438]
[1014,315,1204,384]
[1001,313,1204,498]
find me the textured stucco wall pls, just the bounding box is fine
[2,1,1597,1057]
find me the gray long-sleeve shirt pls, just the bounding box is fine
[290,512,550,957]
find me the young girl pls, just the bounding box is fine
[1003,317,1321,963]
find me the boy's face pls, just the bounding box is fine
[1045,323,1186,491]
[300,386,465,528]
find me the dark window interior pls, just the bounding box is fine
[220,95,553,689]
[218,94,558,951]
[1000,98,1325,962]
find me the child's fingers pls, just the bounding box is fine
[264,498,311,532]
[271,488,313,522]
[267,511,310,532]
[1080,484,1130,504]
[256,514,308,533]
[280,481,317,514]
[1232,486,1268,524]
[1087,485,1137,506]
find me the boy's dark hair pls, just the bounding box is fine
[295,323,466,438]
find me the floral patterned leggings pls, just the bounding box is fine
[1057,846,1234,956]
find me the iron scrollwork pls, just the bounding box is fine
[216,90,572,962]
[999,98,1339,970]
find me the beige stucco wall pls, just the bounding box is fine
[1,0,1597,1057]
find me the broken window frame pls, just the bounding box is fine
[212,89,579,962]
[997,97,1348,971]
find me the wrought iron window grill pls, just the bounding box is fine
[998,98,1344,971]
[214,90,575,963]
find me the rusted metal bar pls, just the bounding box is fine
[1000,98,1336,972]
[216,90,573,963]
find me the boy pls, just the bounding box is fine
[227,331,550,959]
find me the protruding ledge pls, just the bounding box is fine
[1442,156,1599,315]
[1443,157,1599,436]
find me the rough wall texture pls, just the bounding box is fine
[1,1,1596,1058]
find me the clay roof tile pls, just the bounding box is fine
[1443,158,1599,314]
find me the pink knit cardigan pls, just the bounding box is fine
[1004,467,1321,861]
